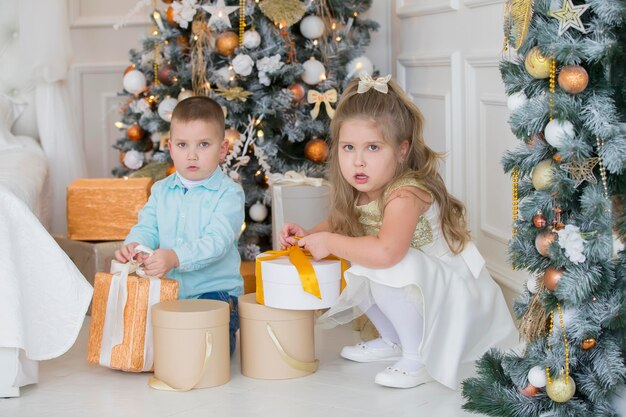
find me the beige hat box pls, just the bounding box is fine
[150,299,230,390]
[255,255,342,310]
[238,293,318,380]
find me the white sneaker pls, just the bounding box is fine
[340,339,402,362]
[374,366,432,389]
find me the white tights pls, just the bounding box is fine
[360,281,424,372]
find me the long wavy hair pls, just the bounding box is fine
[327,77,470,254]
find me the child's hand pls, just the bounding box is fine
[280,223,306,248]
[142,249,179,278]
[298,232,331,260]
[115,242,140,263]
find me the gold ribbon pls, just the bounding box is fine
[215,87,253,102]
[307,88,337,120]
[255,245,347,305]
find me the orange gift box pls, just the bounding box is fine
[67,178,152,241]
[87,271,178,372]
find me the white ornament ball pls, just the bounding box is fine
[123,70,147,95]
[177,89,194,102]
[216,66,234,83]
[249,201,268,222]
[507,91,528,112]
[243,29,261,49]
[528,366,547,388]
[232,54,254,76]
[158,97,178,122]
[544,119,574,149]
[123,150,144,170]
[300,15,325,39]
[526,277,538,294]
[302,57,326,85]
[346,55,374,78]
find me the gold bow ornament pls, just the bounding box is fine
[357,73,391,94]
[307,88,337,120]
[255,245,347,307]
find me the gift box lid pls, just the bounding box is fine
[152,299,229,329]
[238,293,312,321]
[257,256,341,285]
[273,183,330,199]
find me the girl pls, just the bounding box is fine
[280,74,517,390]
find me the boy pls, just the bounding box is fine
[115,96,245,355]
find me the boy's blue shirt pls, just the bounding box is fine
[124,169,245,299]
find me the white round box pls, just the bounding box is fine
[257,255,341,310]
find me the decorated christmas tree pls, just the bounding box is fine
[462,0,626,415]
[113,0,378,259]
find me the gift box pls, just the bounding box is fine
[239,293,317,379]
[269,171,330,250]
[87,269,178,372]
[67,178,152,241]
[150,300,230,390]
[255,246,346,310]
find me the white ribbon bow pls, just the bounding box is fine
[307,88,337,119]
[357,73,392,94]
[267,170,325,187]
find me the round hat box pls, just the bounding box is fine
[238,293,318,379]
[151,299,230,390]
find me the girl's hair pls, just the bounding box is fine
[327,77,470,254]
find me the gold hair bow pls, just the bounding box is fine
[357,73,391,94]
[307,88,337,119]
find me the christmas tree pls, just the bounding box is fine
[462,0,626,415]
[113,0,379,259]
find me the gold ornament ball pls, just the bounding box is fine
[305,138,329,163]
[524,47,551,79]
[520,383,541,397]
[225,128,240,149]
[546,375,576,403]
[543,266,564,291]
[581,338,597,350]
[126,124,144,141]
[216,32,239,57]
[288,83,306,102]
[531,159,553,191]
[535,230,557,257]
[558,65,589,95]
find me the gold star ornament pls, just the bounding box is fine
[549,0,590,36]
[560,157,599,188]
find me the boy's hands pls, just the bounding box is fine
[298,232,331,260]
[114,242,149,263]
[280,223,306,248]
[142,249,179,278]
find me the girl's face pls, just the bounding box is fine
[337,118,408,203]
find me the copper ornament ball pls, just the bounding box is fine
[162,0,173,4]
[126,124,145,141]
[165,6,176,25]
[528,132,545,148]
[535,230,557,257]
[581,338,597,350]
[520,383,541,397]
[305,138,329,163]
[532,212,547,228]
[288,83,306,102]
[543,266,564,291]
[166,164,176,175]
[224,128,240,149]
[216,32,239,57]
[558,65,589,95]
[124,64,136,75]
[157,64,176,86]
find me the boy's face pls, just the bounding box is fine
[168,119,228,181]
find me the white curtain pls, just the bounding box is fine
[19,0,87,234]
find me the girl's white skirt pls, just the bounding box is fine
[318,243,518,389]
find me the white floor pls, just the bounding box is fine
[0,318,480,417]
